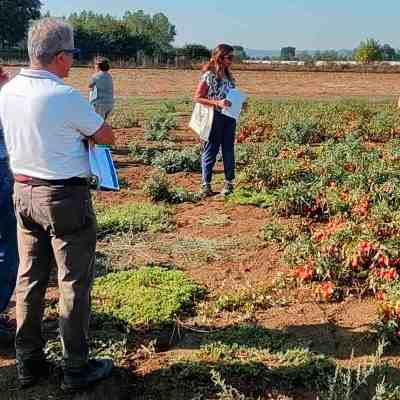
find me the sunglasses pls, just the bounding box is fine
[55,48,80,57]
[224,55,234,60]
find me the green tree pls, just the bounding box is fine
[314,50,341,61]
[178,44,211,61]
[354,38,382,63]
[297,50,312,62]
[232,45,248,61]
[123,10,176,55]
[0,0,42,47]
[68,10,174,60]
[280,46,296,60]
[381,43,396,61]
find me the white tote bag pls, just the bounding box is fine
[189,103,214,141]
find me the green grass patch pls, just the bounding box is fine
[96,202,174,236]
[93,266,205,327]
[176,324,335,392]
[227,188,275,208]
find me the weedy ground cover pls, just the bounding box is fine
[96,202,174,236]
[129,143,202,173]
[238,99,400,143]
[143,170,201,203]
[93,266,205,327]
[144,102,178,141]
[227,101,400,342]
[156,325,399,399]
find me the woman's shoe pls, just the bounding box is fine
[200,183,213,197]
[221,182,234,196]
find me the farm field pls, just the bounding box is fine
[4,66,400,99]
[3,68,400,399]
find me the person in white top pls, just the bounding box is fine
[0,18,115,391]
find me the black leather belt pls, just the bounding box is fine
[14,174,88,186]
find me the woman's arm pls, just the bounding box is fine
[193,80,231,109]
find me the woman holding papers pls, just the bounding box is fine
[193,43,240,196]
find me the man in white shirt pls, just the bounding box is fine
[0,18,115,391]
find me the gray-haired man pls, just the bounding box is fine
[0,18,115,391]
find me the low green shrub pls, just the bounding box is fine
[278,118,321,144]
[143,171,201,203]
[272,182,320,217]
[128,143,162,165]
[263,216,311,244]
[144,127,172,141]
[146,110,177,132]
[93,266,205,326]
[109,108,139,129]
[234,143,258,165]
[96,202,174,236]
[128,144,202,173]
[366,110,398,142]
[152,146,202,173]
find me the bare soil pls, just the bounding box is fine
[3,66,400,99]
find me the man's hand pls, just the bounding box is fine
[92,122,114,145]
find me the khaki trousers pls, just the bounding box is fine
[14,182,96,368]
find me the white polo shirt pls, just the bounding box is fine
[0,69,104,179]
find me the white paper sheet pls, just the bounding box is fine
[221,89,247,121]
[89,145,120,191]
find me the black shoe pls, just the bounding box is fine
[61,358,114,392]
[17,358,53,388]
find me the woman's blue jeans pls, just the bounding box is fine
[201,111,236,185]
[0,158,18,313]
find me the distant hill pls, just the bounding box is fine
[245,48,354,59]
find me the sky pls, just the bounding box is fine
[41,0,400,50]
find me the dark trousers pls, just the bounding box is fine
[0,159,18,313]
[14,182,96,368]
[201,111,236,185]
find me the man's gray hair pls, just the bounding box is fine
[28,18,74,66]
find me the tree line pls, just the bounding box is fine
[0,2,396,64]
[277,39,400,62]
[0,2,249,63]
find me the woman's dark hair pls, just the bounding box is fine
[94,56,110,72]
[202,43,234,81]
